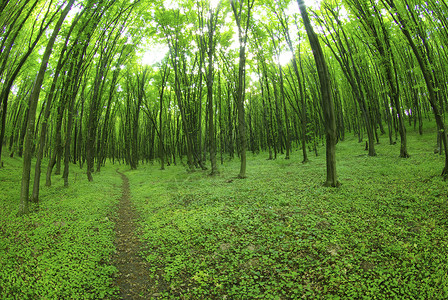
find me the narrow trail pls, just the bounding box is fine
[113,171,153,299]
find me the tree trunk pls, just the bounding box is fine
[18,0,75,215]
[298,0,339,187]
[45,91,67,186]
[204,6,220,175]
[158,64,169,170]
[32,45,67,202]
[231,0,253,179]
[383,0,448,178]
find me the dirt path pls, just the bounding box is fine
[113,171,153,299]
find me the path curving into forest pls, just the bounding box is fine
[113,171,153,299]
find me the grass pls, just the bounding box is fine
[0,157,121,299]
[125,126,448,299]
[1,124,447,299]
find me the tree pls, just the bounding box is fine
[85,5,132,180]
[382,0,448,179]
[274,4,309,163]
[198,0,223,175]
[96,44,132,172]
[156,61,170,170]
[0,0,58,167]
[315,4,376,156]
[18,0,75,215]
[297,0,339,187]
[32,9,85,201]
[345,0,409,157]
[157,7,205,171]
[230,0,254,178]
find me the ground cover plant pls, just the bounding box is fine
[0,157,121,299]
[1,125,447,299]
[125,125,448,299]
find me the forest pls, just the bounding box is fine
[1,0,448,298]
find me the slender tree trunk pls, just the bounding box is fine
[96,52,124,172]
[218,74,224,165]
[258,65,273,160]
[298,0,339,187]
[298,50,309,163]
[231,0,253,178]
[32,52,66,202]
[86,47,111,180]
[383,0,448,178]
[272,76,285,155]
[0,0,40,167]
[18,0,74,215]
[7,97,25,157]
[203,6,220,175]
[62,56,85,187]
[277,5,308,162]
[17,101,30,158]
[207,62,218,175]
[45,93,67,186]
[158,65,168,170]
[278,64,291,159]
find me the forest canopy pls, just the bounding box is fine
[1,0,448,215]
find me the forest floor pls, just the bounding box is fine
[1,125,448,299]
[112,171,154,299]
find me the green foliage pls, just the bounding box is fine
[126,125,448,298]
[0,157,121,299]
[1,125,447,298]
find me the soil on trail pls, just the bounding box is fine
[113,171,153,299]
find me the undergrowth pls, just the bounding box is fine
[0,158,121,299]
[125,126,448,299]
[1,124,447,299]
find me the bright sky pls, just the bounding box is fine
[140,43,169,66]
[164,0,220,10]
[278,52,293,66]
[67,3,83,21]
[303,0,322,10]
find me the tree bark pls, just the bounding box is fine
[298,0,339,187]
[204,6,220,176]
[32,10,83,201]
[231,0,254,178]
[158,63,169,170]
[18,0,75,215]
[0,0,53,167]
[383,0,448,178]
